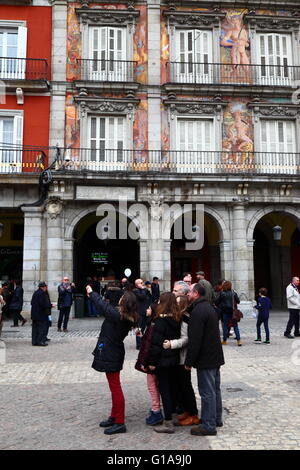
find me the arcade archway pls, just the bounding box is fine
[171,212,222,286]
[73,211,140,292]
[0,210,24,282]
[253,211,300,308]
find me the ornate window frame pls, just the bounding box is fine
[76,6,140,63]
[245,14,300,67]
[164,10,225,64]
[75,95,140,150]
[164,98,226,151]
[248,101,300,153]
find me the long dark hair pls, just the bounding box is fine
[156,292,181,322]
[119,291,139,326]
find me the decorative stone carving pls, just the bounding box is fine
[75,98,140,120]
[146,194,164,222]
[45,197,64,220]
[165,99,226,121]
[249,102,300,121]
[246,14,300,32]
[76,7,140,30]
[164,10,225,30]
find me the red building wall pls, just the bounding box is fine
[0,6,52,75]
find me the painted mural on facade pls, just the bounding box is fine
[222,100,254,167]
[220,9,251,84]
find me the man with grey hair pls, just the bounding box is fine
[173,281,190,297]
[284,276,300,338]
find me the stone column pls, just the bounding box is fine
[139,239,149,282]
[147,0,161,152]
[45,199,64,305]
[232,203,253,315]
[49,0,68,154]
[219,240,232,282]
[21,207,44,313]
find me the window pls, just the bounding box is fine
[89,27,126,81]
[177,118,214,151]
[261,120,296,154]
[175,118,215,172]
[259,119,296,173]
[0,25,27,79]
[89,116,125,167]
[0,113,23,173]
[175,30,213,83]
[257,33,293,85]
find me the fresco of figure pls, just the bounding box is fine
[220,11,250,69]
[223,103,253,166]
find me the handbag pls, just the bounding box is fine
[232,291,243,322]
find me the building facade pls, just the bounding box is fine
[1,0,300,314]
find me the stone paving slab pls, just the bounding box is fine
[1,312,300,450]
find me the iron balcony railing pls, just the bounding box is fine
[76,59,137,82]
[166,62,300,87]
[0,146,47,173]
[0,57,48,81]
[55,148,300,175]
[0,147,299,175]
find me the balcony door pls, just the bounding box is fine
[0,26,27,79]
[175,118,215,173]
[89,27,126,82]
[259,120,296,173]
[0,114,23,173]
[257,33,293,86]
[88,115,127,170]
[175,30,213,84]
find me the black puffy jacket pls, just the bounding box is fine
[148,315,181,368]
[90,292,134,373]
[215,290,240,315]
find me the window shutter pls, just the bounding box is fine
[17,26,27,79]
[13,114,23,147]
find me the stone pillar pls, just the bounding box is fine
[232,204,253,315]
[21,207,44,313]
[49,0,68,154]
[219,240,232,282]
[139,239,149,282]
[147,1,161,152]
[45,199,64,304]
[162,239,172,292]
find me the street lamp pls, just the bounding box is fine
[272,225,282,241]
[0,222,4,238]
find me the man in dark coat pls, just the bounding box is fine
[185,283,225,436]
[9,279,26,327]
[31,282,52,346]
[57,276,75,331]
[133,279,152,349]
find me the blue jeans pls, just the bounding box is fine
[223,313,240,341]
[86,298,97,317]
[256,314,270,341]
[197,368,222,432]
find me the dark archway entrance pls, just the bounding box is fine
[0,210,24,282]
[253,212,300,308]
[73,212,140,292]
[171,213,221,286]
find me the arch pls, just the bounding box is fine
[165,204,230,241]
[247,205,300,241]
[64,203,142,240]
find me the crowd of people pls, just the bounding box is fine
[2,271,300,438]
[86,271,243,437]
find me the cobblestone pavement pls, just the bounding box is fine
[1,312,300,450]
